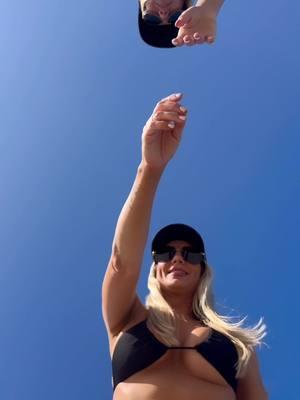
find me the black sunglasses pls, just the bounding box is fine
[152,246,206,265]
[143,10,182,25]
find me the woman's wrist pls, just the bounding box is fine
[194,0,224,16]
[138,160,165,180]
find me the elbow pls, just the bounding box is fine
[109,246,136,276]
[110,244,123,273]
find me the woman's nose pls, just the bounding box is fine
[158,9,169,20]
[172,251,184,263]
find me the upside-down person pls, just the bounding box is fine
[138,0,224,48]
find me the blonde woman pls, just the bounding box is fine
[138,0,224,48]
[102,93,268,400]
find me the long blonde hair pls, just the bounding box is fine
[145,262,267,377]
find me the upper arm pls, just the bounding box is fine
[236,350,268,400]
[101,250,145,337]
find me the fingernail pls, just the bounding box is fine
[170,93,181,100]
[168,121,175,128]
[180,106,187,113]
[179,115,186,120]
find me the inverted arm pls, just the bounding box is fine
[195,0,224,14]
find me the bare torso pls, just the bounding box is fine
[109,307,236,400]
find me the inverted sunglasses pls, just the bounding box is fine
[143,10,182,25]
[152,246,206,265]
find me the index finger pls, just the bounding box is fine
[172,36,184,46]
[153,94,183,112]
[158,93,183,103]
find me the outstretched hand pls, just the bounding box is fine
[172,5,217,47]
[142,93,188,170]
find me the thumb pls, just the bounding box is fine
[175,9,192,28]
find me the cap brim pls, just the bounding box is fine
[138,9,177,48]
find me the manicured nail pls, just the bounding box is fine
[179,115,186,120]
[170,93,182,100]
[168,121,175,128]
[180,106,187,113]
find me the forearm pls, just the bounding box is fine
[195,0,224,14]
[112,162,163,273]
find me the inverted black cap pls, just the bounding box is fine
[152,224,206,256]
[138,5,177,48]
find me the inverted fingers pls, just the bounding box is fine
[175,15,192,29]
[183,35,194,45]
[172,37,184,46]
[175,31,215,47]
[206,35,215,44]
[193,33,205,44]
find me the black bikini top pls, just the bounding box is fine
[112,319,238,392]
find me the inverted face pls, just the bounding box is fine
[141,0,185,25]
[154,240,202,294]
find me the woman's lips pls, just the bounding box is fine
[168,269,187,277]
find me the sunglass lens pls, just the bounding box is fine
[155,252,170,262]
[153,248,205,265]
[186,252,201,264]
[154,247,176,263]
[143,14,161,25]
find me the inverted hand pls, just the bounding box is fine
[172,6,217,47]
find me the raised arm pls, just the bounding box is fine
[102,93,188,337]
[173,0,225,47]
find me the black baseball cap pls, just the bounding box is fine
[138,2,187,48]
[152,224,206,258]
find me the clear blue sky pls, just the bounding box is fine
[1,0,299,399]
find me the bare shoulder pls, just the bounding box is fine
[236,350,268,400]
